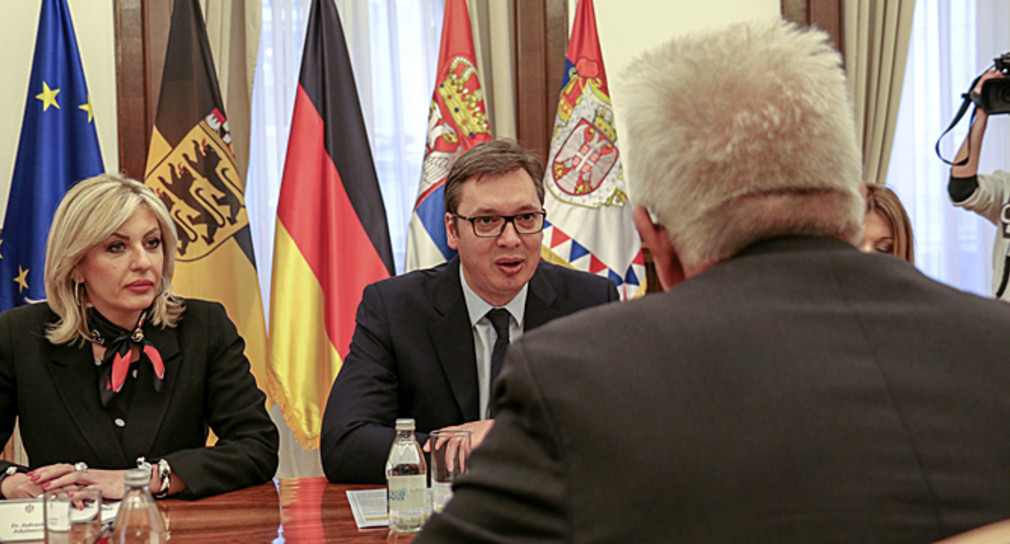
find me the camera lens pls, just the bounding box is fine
[1000,84,1010,105]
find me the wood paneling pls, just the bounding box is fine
[782,0,843,54]
[513,0,567,158]
[114,0,147,179]
[113,0,171,179]
[810,0,843,54]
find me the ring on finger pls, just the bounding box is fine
[73,462,88,473]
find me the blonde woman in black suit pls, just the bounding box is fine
[0,173,277,500]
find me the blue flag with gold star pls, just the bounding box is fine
[0,0,103,311]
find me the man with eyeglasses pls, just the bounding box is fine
[320,139,618,484]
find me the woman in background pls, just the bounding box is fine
[861,184,915,264]
[0,173,278,500]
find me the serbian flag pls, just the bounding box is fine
[0,0,103,311]
[541,0,645,300]
[269,0,395,449]
[404,0,491,272]
[143,0,269,396]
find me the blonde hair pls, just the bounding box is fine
[44,172,184,345]
[865,185,915,264]
[619,20,864,268]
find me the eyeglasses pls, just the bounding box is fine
[453,210,547,238]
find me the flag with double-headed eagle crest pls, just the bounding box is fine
[143,0,268,394]
[0,0,103,312]
[541,0,645,300]
[405,0,492,272]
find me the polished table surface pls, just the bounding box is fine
[160,478,414,543]
[21,478,416,543]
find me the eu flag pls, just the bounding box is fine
[0,0,104,311]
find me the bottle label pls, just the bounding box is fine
[387,474,426,511]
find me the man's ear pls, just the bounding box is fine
[445,212,459,250]
[632,206,686,291]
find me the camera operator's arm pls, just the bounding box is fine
[950,70,1001,202]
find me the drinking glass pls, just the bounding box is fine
[44,487,102,544]
[428,429,471,513]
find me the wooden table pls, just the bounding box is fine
[159,478,414,543]
[16,478,415,543]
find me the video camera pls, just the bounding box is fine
[971,52,1010,114]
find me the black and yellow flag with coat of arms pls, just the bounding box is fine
[144,0,268,396]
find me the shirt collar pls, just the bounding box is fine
[459,263,528,327]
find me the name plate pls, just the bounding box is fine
[0,498,43,541]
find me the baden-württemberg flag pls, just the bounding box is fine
[404,0,491,272]
[541,0,645,300]
[0,0,104,312]
[269,0,395,449]
[143,0,268,392]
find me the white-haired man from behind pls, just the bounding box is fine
[417,19,1010,543]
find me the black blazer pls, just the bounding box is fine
[320,257,618,484]
[0,299,278,499]
[419,236,1010,543]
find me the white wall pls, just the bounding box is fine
[0,0,119,223]
[579,0,780,157]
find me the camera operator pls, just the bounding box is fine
[949,68,1010,300]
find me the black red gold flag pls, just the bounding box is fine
[269,0,394,449]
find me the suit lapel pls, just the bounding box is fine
[428,260,480,421]
[121,324,181,459]
[524,266,561,331]
[48,343,127,467]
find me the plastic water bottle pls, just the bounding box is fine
[110,468,167,543]
[386,418,428,532]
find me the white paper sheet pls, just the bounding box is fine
[345,489,389,529]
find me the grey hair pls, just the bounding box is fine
[619,19,864,268]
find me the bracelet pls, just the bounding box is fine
[154,459,172,499]
[0,466,27,499]
[136,456,171,498]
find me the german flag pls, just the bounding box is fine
[269,0,395,449]
[144,0,269,396]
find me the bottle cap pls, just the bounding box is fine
[124,468,151,488]
[394,418,415,432]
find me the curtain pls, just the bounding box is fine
[246,0,314,478]
[886,0,1010,296]
[339,0,445,274]
[844,0,916,186]
[470,0,517,139]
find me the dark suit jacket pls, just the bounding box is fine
[419,236,1010,543]
[0,299,278,499]
[320,257,618,484]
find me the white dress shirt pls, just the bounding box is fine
[459,265,526,419]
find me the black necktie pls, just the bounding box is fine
[486,308,511,416]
